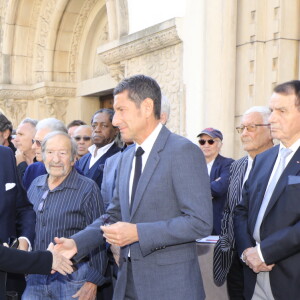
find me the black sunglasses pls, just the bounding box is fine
[74,136,91,142]
[198,139,215,146]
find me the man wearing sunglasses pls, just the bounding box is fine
[197,128,234,235]
[73,125,93,159]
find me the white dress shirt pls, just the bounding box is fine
[128,123,163,203]
[88,141,115,169]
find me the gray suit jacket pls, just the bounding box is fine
[73,126,213,300]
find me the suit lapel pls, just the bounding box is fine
[119,148,135,222]
[85,143,120,179]
[264,146,300,217]
[210,155,220,181]
[130,126,170,219]
[249,147,278,232]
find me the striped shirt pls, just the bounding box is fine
[213,156,248,285]
[27,167,107,286]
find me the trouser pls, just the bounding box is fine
[227,250,245,300]
[124,258,138,300]
[22,262,89,300]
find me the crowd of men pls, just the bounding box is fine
[0,75,299,300]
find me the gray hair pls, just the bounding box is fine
[20,118,38,128]
[36,118,67,133]
[243,106,271,124]
[41,131,77,162]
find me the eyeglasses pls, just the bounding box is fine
[198,139,215,146]
[32,139,43,147]
[236,124,270,134]
[74,136,91,142]
[38,190,49,213]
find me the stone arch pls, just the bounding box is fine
[1,0,128,85]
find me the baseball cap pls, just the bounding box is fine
[197,128,223,141]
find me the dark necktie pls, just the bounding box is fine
[130,147,144,212]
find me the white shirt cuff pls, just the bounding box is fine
[18,237,32,251]
[256,243,265,262]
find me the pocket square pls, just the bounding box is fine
[5,183,16,191]
[288,176,300,185]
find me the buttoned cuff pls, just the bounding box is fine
[86,267,109,286]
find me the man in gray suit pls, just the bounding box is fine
[55,74,213,300]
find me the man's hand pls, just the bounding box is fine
[18,238,29,251]
[243,247,275,273]
[47,243,73,275]
[53,237,78,259]
[100,222,138,247]
[15,149,26,165]
[110,244,120,266]
[72,282,97,300]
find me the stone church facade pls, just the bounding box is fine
[0,0,299,158]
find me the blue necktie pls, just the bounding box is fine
[253,147,292,242]
[130,147,144,212]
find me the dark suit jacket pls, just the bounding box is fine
[234,145,300,300]
[0,245,52,298]
[76,142,120,189]
[210,154,234,235]
[0,146,35,244]
[0,146,36,296]
[72,126,213,300]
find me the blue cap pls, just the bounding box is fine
[197,128,223,141]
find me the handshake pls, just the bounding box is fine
[47,237,78,275]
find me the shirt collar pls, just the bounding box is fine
[35,167,79,191]
[135,123,163,154]
[88,141,115,157]
[279,138,300,153]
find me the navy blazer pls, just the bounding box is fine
[76,142,120,189]
[0,146,36,296]
[210,154,234,235]
[0,245,52,298]
[234,145,300,300]
[0,146,35,244]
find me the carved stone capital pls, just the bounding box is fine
[0,83,76,100]
[108,63,125,82]
[0,99,28,126]
[37,96,68,121]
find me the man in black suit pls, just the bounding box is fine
[76,109,120,190]
[0,243,73,299]
[234,80,300,300]
[0,145,35,298]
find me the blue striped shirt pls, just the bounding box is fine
[27,167,107,286]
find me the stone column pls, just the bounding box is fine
[184,0,237,158]
[204,0,237,158]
